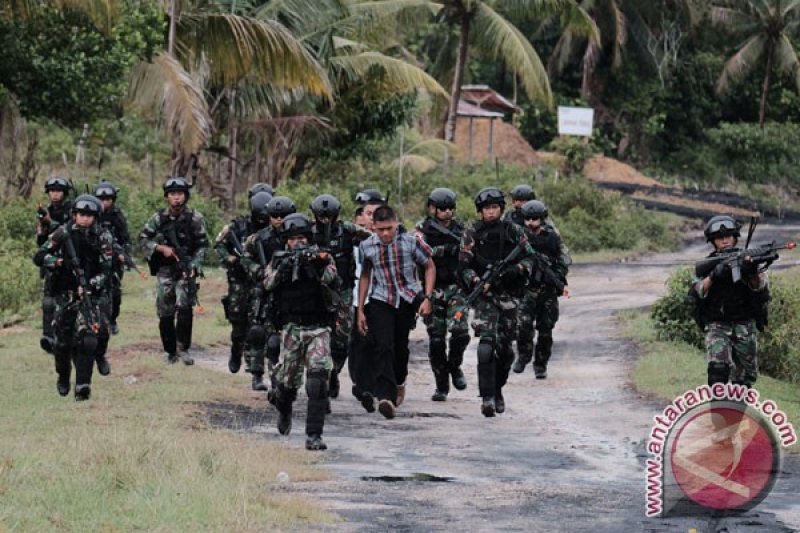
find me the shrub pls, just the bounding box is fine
[651,266,800,383]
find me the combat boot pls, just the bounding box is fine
[55,355,71,397]
[495,389,506,414]
[305,370,329,450]
[275,385,296,435]
[432,368,450,402]
[534,336,552,380]
[180,350,194,366]
[481,397,496,418]
[448,334,469,390]
[57,375,70,397]
[165,352,179,364]
[251,373,268,391]
[305,435,327,450]
[96,354,111,376]
[110,323,120,335]
[74,384,91,401]
[176,309,193,353]
[228,340,243,373]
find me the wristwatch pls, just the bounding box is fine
[423,293,433,301]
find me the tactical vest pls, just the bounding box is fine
[313,222,355,288]
[527,228,560,261]
[99,208,128,246]
[503,209,524,227]
[158,208,199,256]
[702,251,763,324]
[254,226,283,265]
[53,225,104,294]
[419,217,463,286]
[275,269,328,327]
[472,220,515,276]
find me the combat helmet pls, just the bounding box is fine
[704,215,741,242]
[427,188,457,210]
[311,194,342,220]
[510,185,536,202]
[474,187,506,211]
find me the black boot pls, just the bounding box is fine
[275,385,296,435]
[159,316,177,356]
[481,397,496,417]
[228,339,244,374]
[95,354,111,376]
[495,388,506,414]
[429,337,449,401]
[251,372,268,391]
[448,334,469,390]
[305,369,329,451]
[74,383,91,401]
[176,309,193,352]
[55,353,71,397]
[534,335,553,379]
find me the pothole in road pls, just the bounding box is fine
[360,473,454,483]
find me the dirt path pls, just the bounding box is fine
[197,226,800,532]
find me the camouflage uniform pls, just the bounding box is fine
[241,225,283,383]
[214,216,259,372]
[416,216,470,398]
[693,253,768,387]
[98,205,131,329]
[139,207,208,359]
[34,221,114,398]
[311,219,371,395]
[459,219,534,414]
[515,226,567,377]
[264,242,337,447]
[37,199,72,351]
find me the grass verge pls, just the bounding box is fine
[619,309,800,454]
[0,269,335,530]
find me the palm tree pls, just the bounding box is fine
[712,0,800,127]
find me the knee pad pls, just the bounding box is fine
[43,296,56,313]
[305,369,329,401]
[477,339,494,364]
[266,333,281,364]
[246,325,266,348]
[78,331,98,355]
[707,362,730,386]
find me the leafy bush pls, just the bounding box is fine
[546,136,597,176]
[651,266,800,383]
[0,200,42,323]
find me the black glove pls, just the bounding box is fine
[501,264,523,283]
[740,259,758,276]
[277,258,293,277]
[711,262,729,280]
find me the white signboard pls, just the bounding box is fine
[558,106,594,137]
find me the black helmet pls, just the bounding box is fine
[94,181,119,200]
[72,194,102,215]
[267,196,296,218]
[248,182,274,199]
[510,185,536,201]
[281,213,313,239]
[44,176,71,193]
[521,200,548,219]
[311,194,341,219]
[704,215,741,242]
[354,189,385,205]
[474,187,506,211]
[250,191,272,221]
[163,176,191,198]
[427,188,457,209]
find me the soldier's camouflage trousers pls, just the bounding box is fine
[706,320,758,387]
[424,284,469,389]
[110,264,124,325]
[244,288,278,377]
[471,293,518,396]
[275,324,333,390]
[53,292,110,386]
[330,289,354,372]
[516,288,559,370]
[155,271,197,353]
[222,278,252,360]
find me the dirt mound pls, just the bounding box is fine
[584,155,669,188]
[630,191,758,218]
[453,118,539,166]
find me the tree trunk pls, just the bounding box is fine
[758,46,774,129]
[227,126,239,212]
[444,15,472,143]
[17,132,39,199]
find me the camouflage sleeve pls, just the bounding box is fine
[241,233,263,279]
[342,220,372,242]
[320,256,338,287]
[190,211,209,270]
[515,226,536,278]
[693,277,707,299]
[116,209,132,251]
[263,262,281,291]
[138,213,161,259]
[90,230,115,290]
[458,228,478,286]
[213,223,234,265]
[33,226,68,268]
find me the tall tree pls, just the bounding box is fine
[712,0,800,127]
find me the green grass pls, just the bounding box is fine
[620,309,800,454]
[0,269,336,531]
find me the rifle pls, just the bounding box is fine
[695,241,797,283]
[164,221,204,313]
[464,242,527,307]
[115,244,147,279]
[427,218,461,243]
[530,253,568,296]
[62,229,104,334]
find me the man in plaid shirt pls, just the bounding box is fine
[357,205,436,419]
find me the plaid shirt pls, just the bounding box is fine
[359,232,432,308]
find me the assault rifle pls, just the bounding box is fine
[115,244,146,279]
[273,245,329,283]
[530,253,568,296]
[465,242,527,307]
[164,222,204,313]
[62,229,104,334]
[695,241,797,283]
[427,219,461,243]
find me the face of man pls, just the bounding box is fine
[713,235,736,252]
[48,190,65,204]
[316,215,331,225]
[373,219,398,244]
[167,191,186,210]
[480,204,502,223]
[362,203,379,231]
[435,206,454,224]
[74,211,95,229]
[512,199,525,210]
[524,216,544,232]
[270,215,284,229]
[100,197,114,212]
[287,234,308,250]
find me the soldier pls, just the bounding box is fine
[264,214,338,450]
[459,187,535,417]
[248,182,274,198]
[94,181,131,335]
[214,191,272,376]
[416,188,469,401]
[139,177,208,365]
[502,184,536,227]
[691,216,769,388]
[37,176,74,353]
[512,200,568,379]
[33,194,114,400]
[310,194,372,399]
[240,195,296,390]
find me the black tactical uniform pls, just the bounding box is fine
[95,182,131,334]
